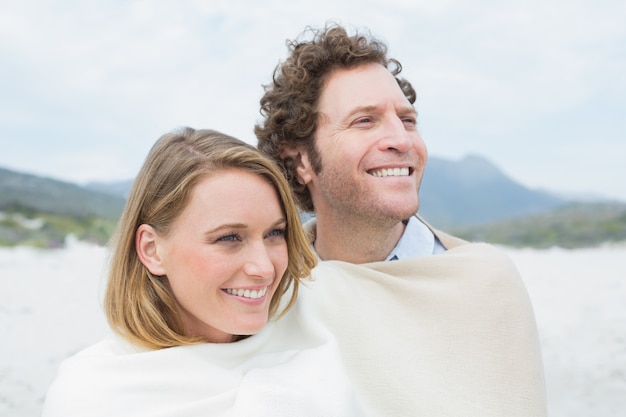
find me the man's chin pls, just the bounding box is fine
[373,205,419,224]
[390,199,420,219]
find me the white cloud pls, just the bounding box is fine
[0,0,625,200]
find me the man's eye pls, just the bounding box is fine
[402,117,417,127]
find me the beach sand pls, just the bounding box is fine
[1,240,624,416]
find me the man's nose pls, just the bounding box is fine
[377,116,412,152]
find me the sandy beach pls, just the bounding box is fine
[1,240,624,416]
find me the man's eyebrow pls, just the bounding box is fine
[345,105,379,119]
[397,105,418,116]
[345,104,417,119]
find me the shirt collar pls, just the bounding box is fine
[385,216,446,261]
[302,215,445,262]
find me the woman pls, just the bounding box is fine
[43,128,363,416]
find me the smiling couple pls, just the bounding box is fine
[43,23,547,417]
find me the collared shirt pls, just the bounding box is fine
[385,216,447,261]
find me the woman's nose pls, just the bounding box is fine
[242,243,275,279]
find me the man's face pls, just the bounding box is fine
[301,63,428,223]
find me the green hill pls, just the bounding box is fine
[0,167,125,247]
[0,211,118,248]
[449,202,626,248]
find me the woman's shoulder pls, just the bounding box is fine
[42,337,123,416]
[72,334,148,358]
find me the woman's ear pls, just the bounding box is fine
[136,224,166,276]
[280,144,314,185]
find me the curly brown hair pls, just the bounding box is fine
[255,23,416,212]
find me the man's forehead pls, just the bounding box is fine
[318,64,411,111]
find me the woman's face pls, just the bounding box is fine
[139,168,289,343]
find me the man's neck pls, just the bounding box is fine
[313,213,407,263]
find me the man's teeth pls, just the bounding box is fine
[225,287,267,299]
[370,167,410,177]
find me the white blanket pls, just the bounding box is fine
[300,220,548,416]
[42,294,365,417]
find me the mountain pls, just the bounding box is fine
[418,155,567,228]
[86,179,134,198]
[79,155,569,228]
[0,167,125,219]
[2,155,623,248]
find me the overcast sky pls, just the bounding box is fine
[1,0,625,201]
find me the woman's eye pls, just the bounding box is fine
[216,233,241,242]
[266,228,287,238]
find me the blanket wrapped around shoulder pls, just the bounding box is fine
[300,219,547,417]
[42,293,365,417]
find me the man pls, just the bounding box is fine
[255,23,547,416]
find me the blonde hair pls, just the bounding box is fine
[104,127,316,350]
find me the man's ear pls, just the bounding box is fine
[280,144,314,185]
[136,224,166,276]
